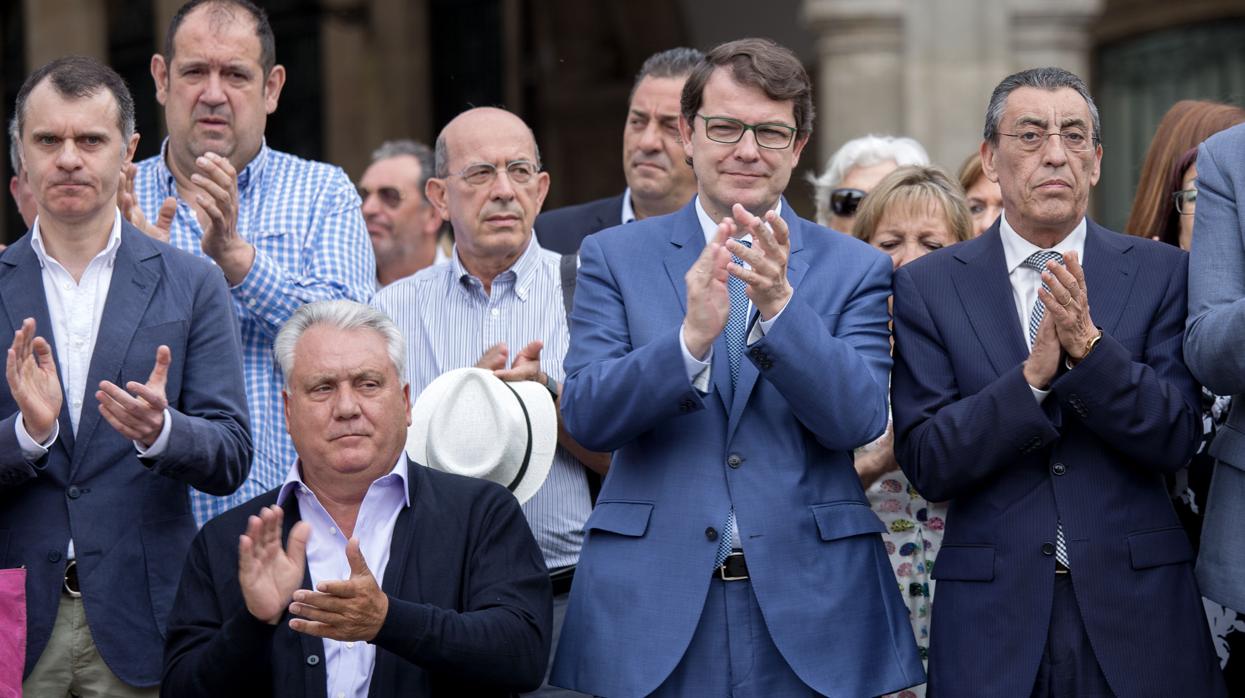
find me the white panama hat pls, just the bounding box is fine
[407,367,556,504]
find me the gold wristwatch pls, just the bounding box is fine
[1066,329,1103,369]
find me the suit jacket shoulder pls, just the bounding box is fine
[535,194,625,254]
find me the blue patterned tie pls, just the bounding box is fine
[715,240,751,569]
[1022,250,1071,569]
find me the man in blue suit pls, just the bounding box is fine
[892,67,1225,696]
[535,47,701,255]
[552,38,924,697]
[0,57,251,695]
[1186,122,1245,616]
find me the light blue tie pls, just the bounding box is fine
[715,240,751,569]
[1022,250,1071,569]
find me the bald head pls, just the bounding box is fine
[425,107,550,287]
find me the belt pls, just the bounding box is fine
[1055,559,1070,575]
[714,551,749,581]
[63,560,81,597]
[550,565,575,596]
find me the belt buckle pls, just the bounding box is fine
[63,560,81,598]
[1054,559,1070,575]
[717,552,748,581]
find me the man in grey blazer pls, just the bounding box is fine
[1186,122,1245,614]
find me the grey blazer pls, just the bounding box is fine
[1185,122,1245,612]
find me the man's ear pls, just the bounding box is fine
[678,114,695,164]
[425,177,450,222]
[151,54,169,106]
[980,140,999,184]
[263,65,287,114]
[125,131,141,164]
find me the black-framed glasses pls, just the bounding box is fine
[997,127,1094,152]
[356,185,408,209]
[449,160,540,187]
[830,188,866,217]
[696,114,797,150]
[1173,188,1197,215]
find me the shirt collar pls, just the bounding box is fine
[693,195,783,245]
[449,233,544,301]
[621,187,636,225]
[277,451,411,509]
[155,137,270,194]
[999,213,1087,274]
[31,208,124,271]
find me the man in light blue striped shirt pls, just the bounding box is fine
[372,106,606,696]
[125,0,375,525]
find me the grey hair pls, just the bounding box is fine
[630,47,704,101]
[274,300,407,388]
[809,135,929,226]
[433,109,542,178]
[7,115,19,174]
[370,139,435,203]
[983,67,1101,146]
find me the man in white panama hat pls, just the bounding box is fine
[163,300,552,697]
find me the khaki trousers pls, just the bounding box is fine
[22,593,159,698]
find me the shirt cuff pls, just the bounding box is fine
[747,299,788,345]
[135,408,173,458]
[680,326,712,393]
[1030,384,1051,404]
[15,413,57,460]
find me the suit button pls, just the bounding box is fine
[67,486,81,499]
[1041,542,1055,557]
[306,654,320,666]
[748,348,761,358]
[705,527,718,541]
[47,550,61,563]
[727,454,743,469]
[1052,462,1066,476]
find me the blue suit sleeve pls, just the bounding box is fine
[892,265,1060,502]
[1186,138,1245,395]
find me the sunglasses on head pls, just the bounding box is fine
[830,188,866,217]
[356,185,408,209]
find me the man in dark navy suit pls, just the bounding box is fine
[892,67,1226,697]
[535,47,701,254]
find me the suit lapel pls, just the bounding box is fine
[70,227,159,476]
[949,227,1030,375]
[725,202,808,441]
[368,468,418,697]
[0,237,75,456]
[1081,220,1136,337]
[279,495,329,698]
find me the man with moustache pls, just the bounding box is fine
[891,67,1225,696]
[536,47,702,254]
[372,106,607,696]
[3,55,250,696]
[358,139,448,288]
[550,39,923,697]
[126,0,374,525]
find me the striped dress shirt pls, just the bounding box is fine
[371,236,589,569]
[132,140,376,524]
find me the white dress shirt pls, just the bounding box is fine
[276,454,410,698]
[998,213,1087,403]
[620,187,637,225]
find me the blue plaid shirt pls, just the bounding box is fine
[132,140,375,524]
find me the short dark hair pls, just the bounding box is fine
[164,0,276,75]
[14,56,135,145]
[681,38,814,139]
[630,47,704,102]
[371,139,436,204]
[983,67,1100,146]
[7,115,20,174]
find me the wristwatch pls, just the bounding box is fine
[542,372,559,400]
[1065,329,1104,369]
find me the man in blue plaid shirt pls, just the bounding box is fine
[124,0,374,524]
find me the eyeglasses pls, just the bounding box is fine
[696,114,797,150]
[997,128,1094,152]
[356,185,408,209]
[830,188,866,218]
[449,160,540,187]
[1173,188,1197,215]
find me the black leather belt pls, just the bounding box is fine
[1055,559,1070,575]
[714,551,749,581]
[63,560,81,597]
[550,565,575,596]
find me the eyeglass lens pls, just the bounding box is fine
[830,188,866,217]
[357,185,404,208]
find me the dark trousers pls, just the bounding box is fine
[1030,574,1115,697]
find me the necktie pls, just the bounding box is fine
[1021,250,1071,569]
[715,240,751,569]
